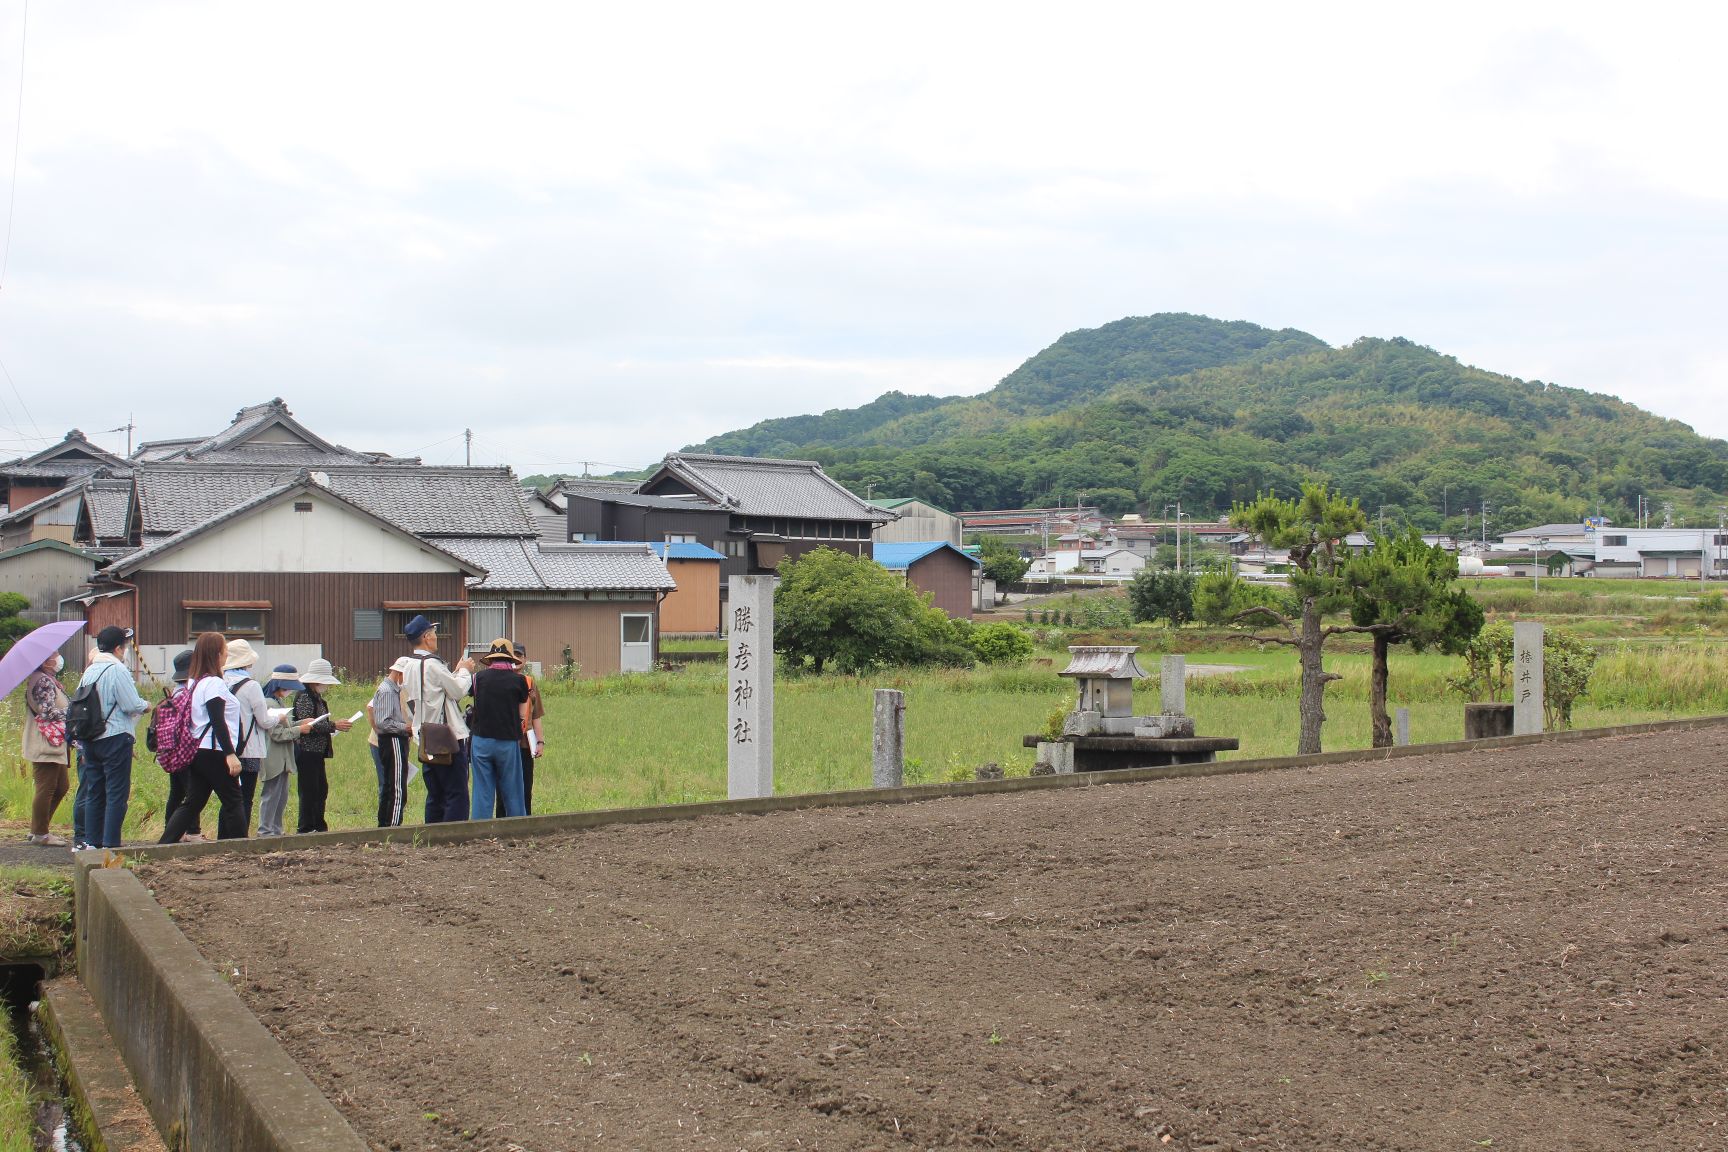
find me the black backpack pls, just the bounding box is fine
[66,665,122,744]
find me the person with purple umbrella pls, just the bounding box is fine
[21,649,71,846]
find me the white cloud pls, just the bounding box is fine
[0,0,1721,470]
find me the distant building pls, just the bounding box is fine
[873,541,981,618]
[1492,522,1728,579]
[650,541,725,636]
[638,453,892,594]
[869,498,962,547]
[1028,548,1146,577]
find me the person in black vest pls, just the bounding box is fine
[292,659,351,833]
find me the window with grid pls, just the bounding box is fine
[188,609,266,640]
[468,602,508,650]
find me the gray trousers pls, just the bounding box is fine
[257,772,290,837]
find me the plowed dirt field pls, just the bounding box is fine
[145,726,1728,1151]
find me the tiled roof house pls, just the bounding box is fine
[638,452,892,594]
[58,402,675,677]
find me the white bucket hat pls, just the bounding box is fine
[299,658,341,686]
[223,638,260,670]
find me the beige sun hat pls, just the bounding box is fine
[299,658,341,686]
[389,656,415,675]
[223,638,260,670]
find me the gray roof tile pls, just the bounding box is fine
[85,478,133,538]
[113,479,485,578]
[135,464,535,537]
[650,453,888,522]
[441,538,676,592]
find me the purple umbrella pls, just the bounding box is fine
[0,620,86,700]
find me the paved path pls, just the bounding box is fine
[0,837,75,871]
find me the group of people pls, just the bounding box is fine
[19,612,545,849]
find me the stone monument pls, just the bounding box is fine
[1512,620,1544,736]
[727,576,776,799]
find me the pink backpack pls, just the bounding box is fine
[150,686,199,773]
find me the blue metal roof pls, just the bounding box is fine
[873,541,981,570]
[647,541,726,561]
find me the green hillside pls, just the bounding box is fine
[686,314,1728,536]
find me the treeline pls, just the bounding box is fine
[688,314,1728,533]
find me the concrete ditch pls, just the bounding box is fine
[66,712,1728,1150]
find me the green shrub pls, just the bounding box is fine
[969,622,1035,665]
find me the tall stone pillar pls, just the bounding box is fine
[1512,620,1544,736]
[1160,654,1186,715]
[727,576,776,799]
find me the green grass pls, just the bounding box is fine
[1,632,1723,839]
[0,865,74,964]
[0,865,72,1152]
[0,1021,31,1152]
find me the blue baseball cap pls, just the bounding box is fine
[404,614,437,641]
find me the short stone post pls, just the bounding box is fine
[1160,654,1186,715]
[872,689,904,789]
[726,576,776,799]
[1512,620,1544,736]
[1394,707,1411,747]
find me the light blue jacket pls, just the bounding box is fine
[76,654,151,741]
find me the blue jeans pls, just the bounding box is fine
[74,733,134,848]
[469,736,525,820]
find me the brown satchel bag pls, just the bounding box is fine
[411,654,459,765]
[418,720,458,765]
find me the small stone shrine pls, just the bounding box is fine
[1025,645,1238,773]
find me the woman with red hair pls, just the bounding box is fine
[160,631,248,842]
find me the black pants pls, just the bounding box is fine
[296,750,330,833]
[165,769,203,837]
[497,751,534,818]
[160,750,245,843]
[239,761,260,833]
[374,734,410,827]
[423,742,469,823]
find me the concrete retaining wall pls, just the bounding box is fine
[79,867,367,1151]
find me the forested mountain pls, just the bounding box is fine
[685,314,1728,536]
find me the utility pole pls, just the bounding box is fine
[1481,503,1489,550]
[464,428,472,466]
[1164,502,1184,573]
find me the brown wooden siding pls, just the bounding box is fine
[510,598,659,678]
[908,551,976,619]
[660,560,720,635]
[130,571,470,675]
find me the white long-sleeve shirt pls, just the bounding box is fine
[400,650,472,741]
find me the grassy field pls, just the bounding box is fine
[0,622,1722,842]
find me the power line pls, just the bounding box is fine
[0,351,41,442]
[0,1,25,291]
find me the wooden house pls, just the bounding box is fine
[637,453,893,592]
[873,541,982,619]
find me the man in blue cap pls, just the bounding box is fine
[398,613,475,822]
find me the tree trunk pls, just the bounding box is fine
[1295,596,1332,755]
[1370,630,1392,748]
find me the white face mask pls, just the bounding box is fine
[52,654,64,674]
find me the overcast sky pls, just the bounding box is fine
[0,2,1723,473]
